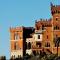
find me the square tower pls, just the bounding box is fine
[10,27,34,58]
[10,27,23,58]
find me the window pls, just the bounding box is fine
[58,11,60,13]
[36,42,41,47]
[54,11,55,14]
[55,43,59,47]
[56,26,58,29]
[58,27,59,30]
[14,42,19,50]
[14,33,19,40]
[26,42,27,49]
[54,27,55,30]
[56,18,58,21]
[28,42,31,49]
[42,25,44,30]
[56,10,58,13]
[42,25,44,27]
[33,51,36,56]
[38,35,40,39]
[52,11,55,14]
[54,26,59,30]
[47,35,48,39]
[45,42,50,47]
[56,35,58,37]
[37,27,39,30]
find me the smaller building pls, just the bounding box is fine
[26,38,33,55]
[26,30,43,55]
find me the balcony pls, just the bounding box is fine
[44,47,51,49]
[35,29,46,34]
[32,46,42,50]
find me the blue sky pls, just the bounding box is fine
[0,0,59,59]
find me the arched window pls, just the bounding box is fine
[45,42,50,47]
[14,42,19,50]
[47,35,48,39]
[54,26,55,30]
[33,51,36,56]
[58,11,60,13]
[28,42,31,49]
[55,42,59,47]
[14,32,19,40]
[42,25,44,30]
[38,35,40,39]
[56,26,58,29]
[54,26,59,30]
[36,42,41,47]
[56,18,58,21]
[53,11,55,14]
[56,10,58,13]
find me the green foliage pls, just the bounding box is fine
[9,52,59,60]
[29,52,57,60]
[10,55,23,60]
[0,56,6,60]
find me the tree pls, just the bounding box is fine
[0,56,6,60]
[54,37,60,56]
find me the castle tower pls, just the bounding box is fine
[51,3,60,54]
[51,3,60,43]
[10,27,23,58]
[35,3,60,55]
[10,27,34,58]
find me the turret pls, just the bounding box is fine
[51,3,60,15]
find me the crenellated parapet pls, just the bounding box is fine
[10,26,24,32]
[51,3,60,15]
[35,18,52,30]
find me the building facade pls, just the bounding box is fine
[10,27,34,58]
[35,3,60,55]
[10,3,60,58]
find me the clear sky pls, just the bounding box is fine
[0,0,59,59]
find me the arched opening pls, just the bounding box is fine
[14,42,19,50]
[36,42,41,47]
[45,42,50,47]
[33,51,36,56]
[28,42,31,49]
[14,32,19,40]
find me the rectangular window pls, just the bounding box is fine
[38,35,40,39]
[14,42,19,50]
[47,35,48,39]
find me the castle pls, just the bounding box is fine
[10,3,60,58]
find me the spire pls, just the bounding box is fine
[50,2,53,7]
[35,20,37,23]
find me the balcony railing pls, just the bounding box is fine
[32,46,42,50]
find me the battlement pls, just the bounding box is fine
[10,26,24,32]
[10,26,34,33]
[35,18,52,30]
[35,18,51,22]
[35,18,52,25]
[51,3,60,15]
